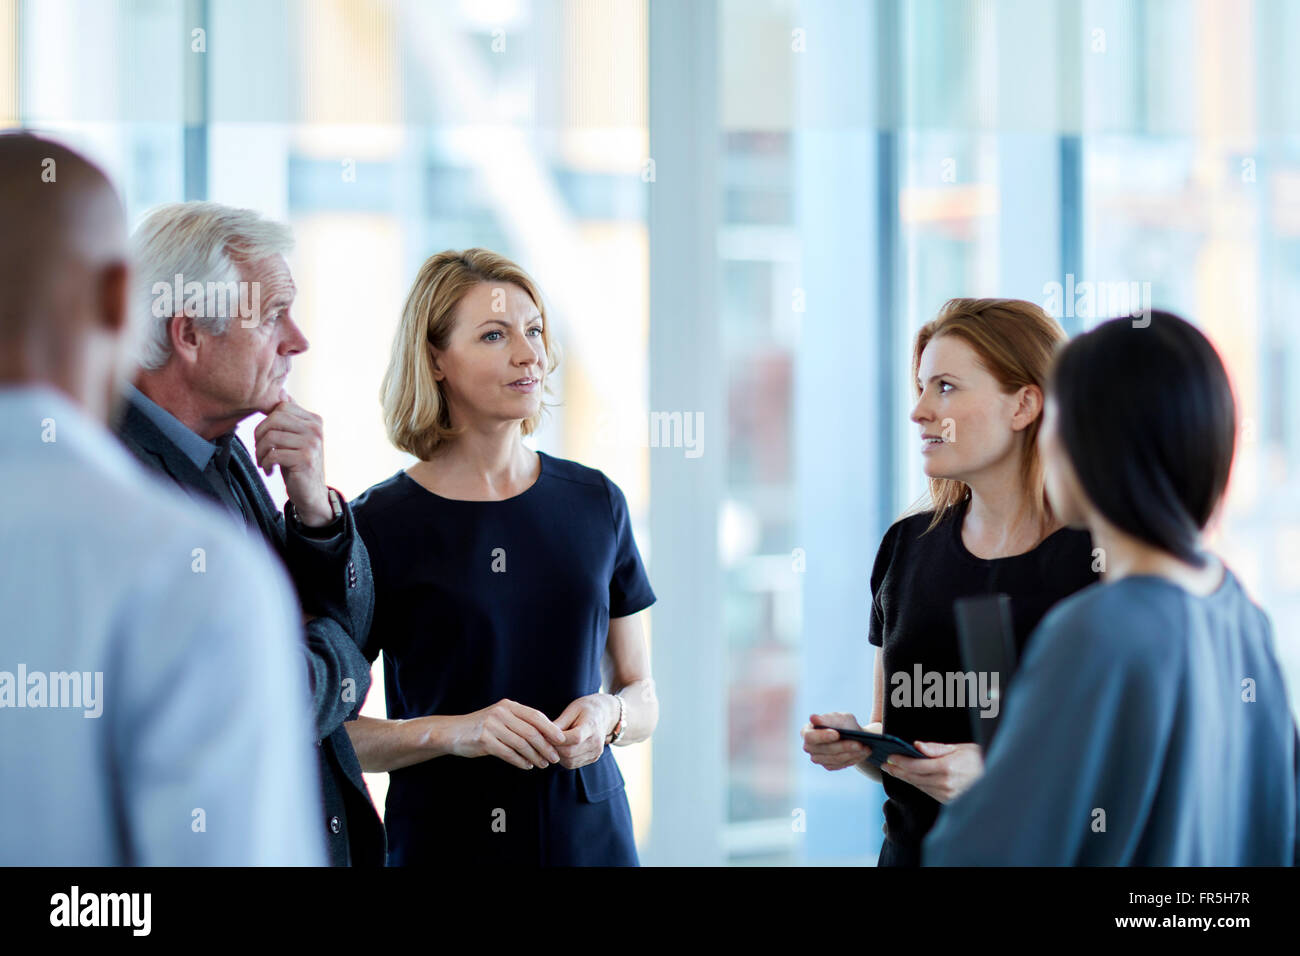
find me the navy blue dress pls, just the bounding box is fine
[352,450,656,866]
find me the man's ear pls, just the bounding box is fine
[168,311,203,362]
[97,261,130,335]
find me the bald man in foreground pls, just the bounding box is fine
[0,132,326,865]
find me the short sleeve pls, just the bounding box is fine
[867,522,899,647]
[603,474,656,618]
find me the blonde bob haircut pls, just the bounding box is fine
[906,297,1067,538]
[381,248,560,461]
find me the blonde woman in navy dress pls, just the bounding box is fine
[347,249,658,866]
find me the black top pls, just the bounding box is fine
[352,450,656,865]
[867,495,1098,851]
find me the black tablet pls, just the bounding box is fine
[829,728,926,766]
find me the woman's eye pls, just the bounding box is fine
[939,381,953,394]
[483,331,502,342]
[528,327,542,337]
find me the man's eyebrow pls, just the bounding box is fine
[263,287,295,305]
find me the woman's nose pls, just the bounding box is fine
[517,340,542,366]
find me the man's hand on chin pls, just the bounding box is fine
[253,389,333,526]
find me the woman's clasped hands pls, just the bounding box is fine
[449,695,616,771]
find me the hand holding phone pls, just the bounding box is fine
[802,712,874,771]
[820,723,927,767]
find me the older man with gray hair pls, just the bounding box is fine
[116,201,385,867]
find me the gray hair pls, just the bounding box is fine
[131,201,294,370]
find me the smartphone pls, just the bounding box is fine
[822,726,927,765]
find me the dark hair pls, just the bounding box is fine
[1047,310,1236,568]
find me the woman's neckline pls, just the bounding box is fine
[948,495,1072,563]
[400,450,547,503]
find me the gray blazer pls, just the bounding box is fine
[115,397,386,866]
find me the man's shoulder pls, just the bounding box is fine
[5,389,296,673]
[114,392,162,448]
[115,396,194,480]
[96,426,272,551]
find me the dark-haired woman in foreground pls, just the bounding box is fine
[924,310,1299,865]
